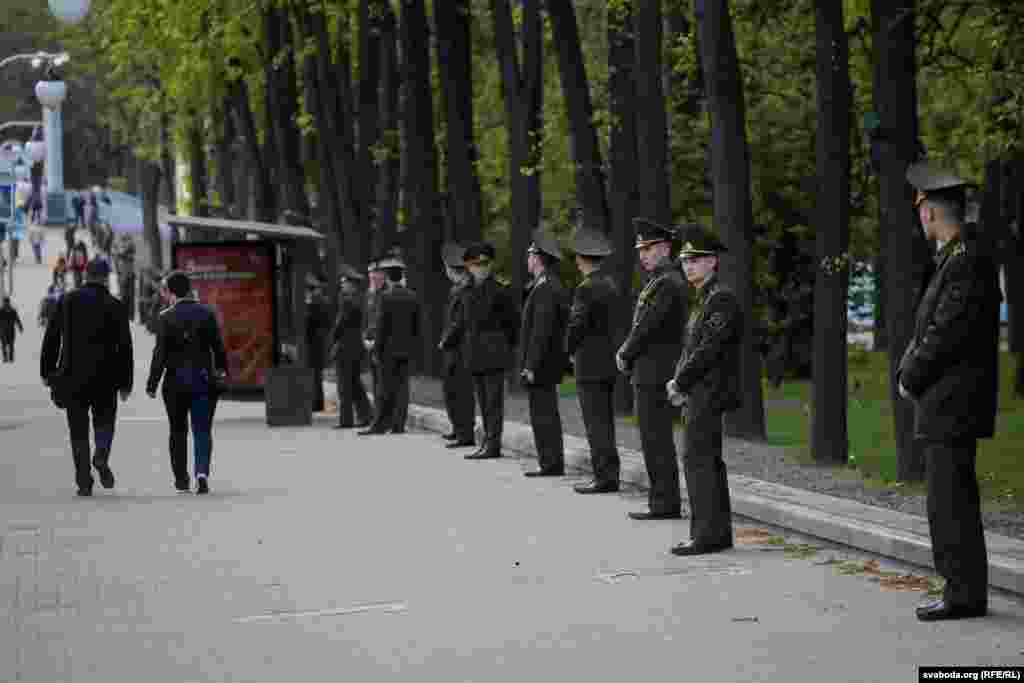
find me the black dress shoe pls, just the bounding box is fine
[670,540,733,556]
[390,429,405,434]
[355,421,371,429]
[358,428,388,436]
[442,432,458,441]
[575,481,619,494]
[465,451,501,460]
[523,470,564,478]
[628,510,683,521]
[196,478,209,495]
[445,439,475,449]
[76,487,93,497]
[915,599,987,622]
[92,458,115,489]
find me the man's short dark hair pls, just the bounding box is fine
[384,266,404,283]
[164,270,192,298]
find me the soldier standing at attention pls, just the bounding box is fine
[461,242,520,460]
[565,228,622,494]
[363,257,386,422]
[898,162,1000,622]
[667,224,743,556]
[520,228,570,477]
[305,274,331,413]
[438,242,477,448]
[331,265,373,429]
[617,218,688,520]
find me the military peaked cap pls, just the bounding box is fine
[463,241,496,265]
[568,228,613,257]
[907,161,974,209]
[633,217,676,249]
[677,223,728,258]
[441,242,466,268]
[527,227,563,260]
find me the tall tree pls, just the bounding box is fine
[695,0,766,440]
[187,114,210,217]
[372,2,401,254]
[357,0,383,250]
[226,67,276,222]
[490,0,543,296]
[811,0,851,464]
[435,0,484,244]
[633,0,671,227]
[872,0,930,481]
[138,156,163,270]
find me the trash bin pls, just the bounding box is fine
[265,366,314,427]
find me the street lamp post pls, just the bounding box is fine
[36,79,67,224]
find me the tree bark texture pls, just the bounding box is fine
[435,0,484,244]
[811,0,850,465]
[358,0,384,254]
[228,75,276,222]
[872,0,929,481]
[373,4,401,255]
[138,156,163,271]
[159,109,177,231]
[187,116,209,219]
[695,0,766,440]
[399,0,446,377]
[633,0,671,227]
[213,94,237,217]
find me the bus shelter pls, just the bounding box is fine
[164,213,326,427]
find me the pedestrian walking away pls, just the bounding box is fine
[459,242,520,460]
[331,264,373,429]
[29,224,45,265]
[519,228,570,477]
[617,218,689,521]
[0,296,25,362]
[667,224,743,557]
[437,242,476,448]
[897,161,1002,622]
[145,270,229,495]
[565,227,622,494]
[40,258,133,497]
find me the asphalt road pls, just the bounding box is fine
[2,228,1024,683]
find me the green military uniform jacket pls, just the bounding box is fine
[619,261,688,386]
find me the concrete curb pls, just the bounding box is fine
[405,403,1024,597]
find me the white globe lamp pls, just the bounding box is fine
[35,81,67,110]
[48,0,91,24]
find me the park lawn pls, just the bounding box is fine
[764,350,1024,509]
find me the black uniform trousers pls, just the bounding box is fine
[527,384,565,473]
[473,372,505,454]
[577,381,620,486]
[311,362,325,412]
[336,355,372,427]
[1,332,13,362]
[370,357,410,432]
[442,354,475,441]
[922,438,988,607]
[682,399,733,546]
[65,389,118,491]
[634,385,682,514]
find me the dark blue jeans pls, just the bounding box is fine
[163,387,217,484]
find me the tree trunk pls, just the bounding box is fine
[695,0,766,441]
[159,109,178,242]
[400,0,446,377]
[435,0,484,244]
[373,4,401,255]
[633,0,671,227]
[229,75,277,222]
[358,0,383,245]
[187,115,209,218]
[607,2,639,415]
[138,156,163,271]
[213,94,237,217]
[872,0,929,481]
[811,0,850,465]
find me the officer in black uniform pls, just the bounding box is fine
[361,251,420,435]
[461,242,520,460]
[520,228,570,477]
[40,258,133,497]
[667,224,743,556]
[305,273,331,412]
[438,242,477,448]
[332,264,373,429]
[617,218,688,520]
[363,257,386,420]
[898,162,1000,621]
[565,228,622,494]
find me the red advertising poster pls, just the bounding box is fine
[173,242,277,389]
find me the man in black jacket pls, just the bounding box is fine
[520,229,570,477]
[40,258,133,497]
[438,242,476,448]
[897,162,1001,621]
[361,253,420,435]
[0,296,24,362]
[566,228,622,494]
[460,242,520,460]
[146,271,229,494]
[305,274,331,412]
[332,264,373,429]
[618,218,689,520]
[667,224,743,556]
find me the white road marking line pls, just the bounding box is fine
[234,601,408,623]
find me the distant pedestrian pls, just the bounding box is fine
[114,234,136,321]
[146,270,229,495]
[519,228,570,478]
[618,218,688,521]
[72,193,86,229]
[898,162,1001,622]
[566,228,622,495]
[0,296,25,362]
[53,253,68,288]
[667,224,743,557]
[437,243,476,448]
[331,264,373,429]
[40,258,133,497]
[29,224,44,264]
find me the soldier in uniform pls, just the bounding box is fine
[667,224,743,556]
[520,228,570,477]
[331,264,373,429]
[438,242,477,448]
[565,228,622,494]
[897,162,1000,621]
[461,242,520,460]
[0,296,24,363]
[361,251,420,435]
[363,258,386,421]
[305,274,331,412]
[617,218,688,520]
